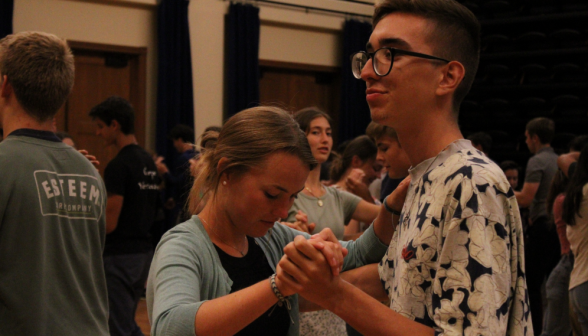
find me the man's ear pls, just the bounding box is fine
[110,119,121,132]
[436,61,465,97]
[0,76,13,98]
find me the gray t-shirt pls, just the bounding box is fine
[0,133,108,336]
[525,147,558,221]
[287,186,362,239]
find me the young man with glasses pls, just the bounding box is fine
[277,0,532,335]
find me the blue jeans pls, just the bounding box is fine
[541,254,573,336]
[104,252,153,336]
[570,280,588,336]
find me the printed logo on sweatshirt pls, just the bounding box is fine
[34,170,104,220]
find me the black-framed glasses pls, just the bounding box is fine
[350,47,450,79]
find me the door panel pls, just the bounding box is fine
[54,42,146,177]
[259,65,340,142]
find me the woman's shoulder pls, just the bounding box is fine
[156,217,212,256]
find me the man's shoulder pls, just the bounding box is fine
[430,150,511,206]
[433,149,505,184]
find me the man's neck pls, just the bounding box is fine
[1,107,54,136]
[396,116,463,167]
[533,143,551,154]
[116,134,138,150]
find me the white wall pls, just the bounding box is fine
[13,0,158,150]
[13,0,373,146]
[189,0,373,139]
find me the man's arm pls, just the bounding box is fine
[558,152,580,177]
[105,193,123,233]
[299,264,387,312]
[278,237,434,336]
[515,182,539,208]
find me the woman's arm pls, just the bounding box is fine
[350,200,380,224]
[150,234,295,336]
[194,278,287,335]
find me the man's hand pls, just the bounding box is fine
[155,156,169,175]
[78,149,100,168]
[278,235,342,306]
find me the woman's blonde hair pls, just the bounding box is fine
[188,106,317,214]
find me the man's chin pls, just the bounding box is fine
[370,111,390,126]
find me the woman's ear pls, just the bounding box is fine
[216,157,231,182]
[351,155,363,168]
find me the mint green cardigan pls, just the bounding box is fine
[147,216,388,336]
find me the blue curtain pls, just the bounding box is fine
[339,20,372,142]
[156,0,194,161]
[226,2,260,118]
[0,0,13,39]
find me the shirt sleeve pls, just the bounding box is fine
[335,188,362,224]
[430,183,529,335]
[149,232,207,336]
[524,156,543,183]
[103,159,128,196]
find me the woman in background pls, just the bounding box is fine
[563,146,588,336]
[330,135,381,238]
[287,107,381,336]
[541,170,572,336]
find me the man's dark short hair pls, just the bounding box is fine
[373,0,481,115]
[89,96,135,135]
[170,124,195,143]
[526,117,555,145]
[467,132,492,153]
[366,121,399,143]
[500,160,520,173]
[570,135,588,152]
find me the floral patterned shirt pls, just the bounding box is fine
[379,140,533,335]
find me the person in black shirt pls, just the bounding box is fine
[90,96,160,336]
[155,124,199,226]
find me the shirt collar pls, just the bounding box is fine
[8,128,61,142]
[408,139,476,182]
[536,146,554,155]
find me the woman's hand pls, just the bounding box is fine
[288,228,348,276]
[346,169,374,202]
[281,210,316,234]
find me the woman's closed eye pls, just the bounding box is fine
[264,192,278,200]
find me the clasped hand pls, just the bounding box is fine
[274,228,346,299]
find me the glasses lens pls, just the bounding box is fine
[374,49,393,76]
[351,52,367,79]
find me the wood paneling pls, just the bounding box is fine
[55,42,147,176]
[259,65,341,142]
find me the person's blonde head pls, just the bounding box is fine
[0,31,74,122]
[188,106,317,214]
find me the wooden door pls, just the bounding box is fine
[55,42,147,176]
[259,61,341,143]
